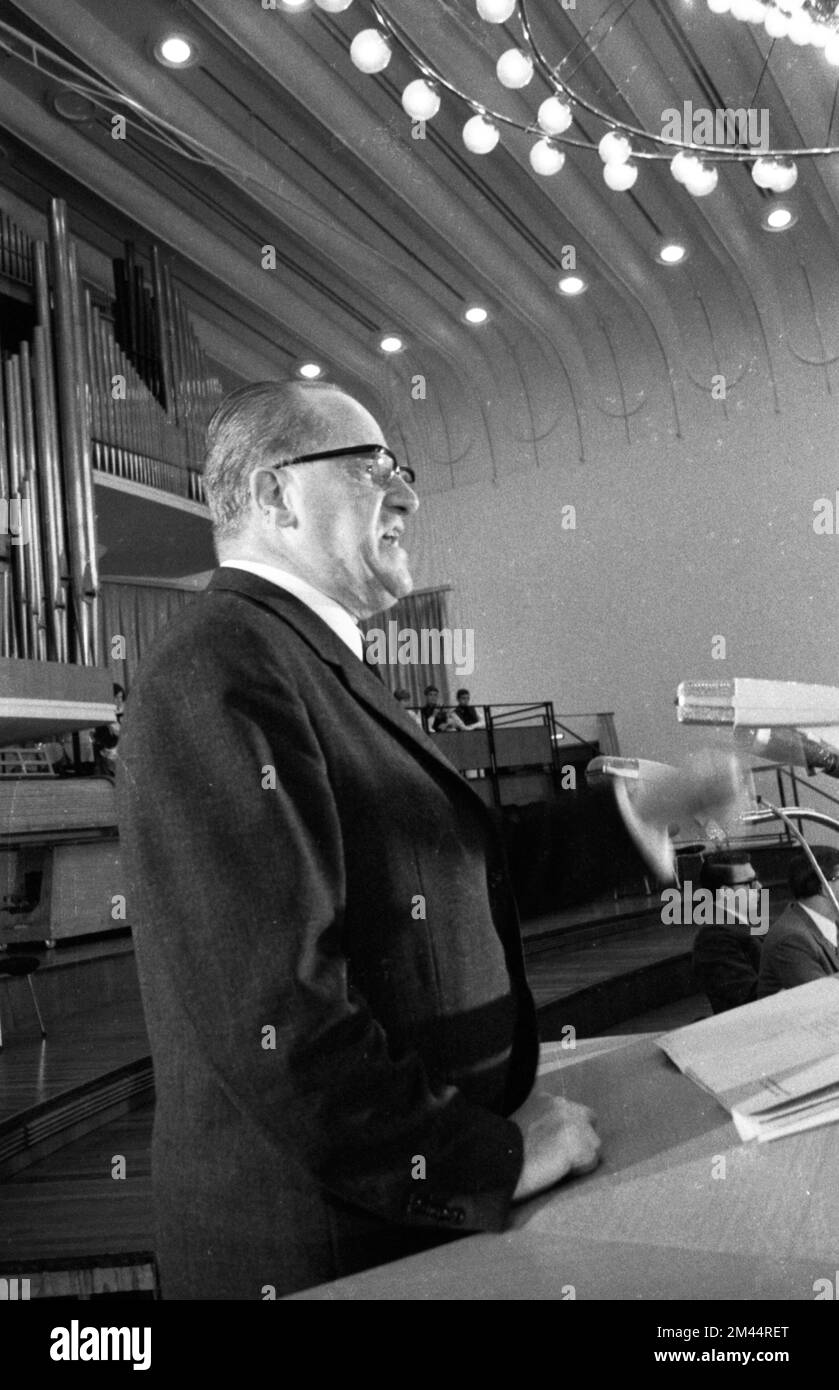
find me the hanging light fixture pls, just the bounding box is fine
[603,161,639,191]
[402,79,441,121]
[476,0,517,21]
[285,0,839,218]
[462,113,500,154]
[349,28,391,74]
[496,48,534,89]
[529,138,565,175]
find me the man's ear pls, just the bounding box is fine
[250,465,297,527]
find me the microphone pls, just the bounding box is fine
[735,727,839,778]
[586,755,677,784]
[677,679,839,778]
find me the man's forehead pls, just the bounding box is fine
[311,395,385,449]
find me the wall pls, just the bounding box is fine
[407,369,839,769]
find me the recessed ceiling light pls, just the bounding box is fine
[379,334,405,353]
[297,362,324,379]
[463,304,490,325]
[763,203,798,231]
[154,34,199,68]
[658,241,687,264]
[557,275,587,296]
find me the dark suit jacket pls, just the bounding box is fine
[692,922,761,1013]
[756,901,839,998]
[117,567,647,1299]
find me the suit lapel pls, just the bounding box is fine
[208,568,494,814]
[790,903,839,966]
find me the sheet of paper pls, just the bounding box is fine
[658,977,839,1109]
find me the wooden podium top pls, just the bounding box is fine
[290,1033,838,1300]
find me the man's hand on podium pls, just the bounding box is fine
[510,1090,601,1202]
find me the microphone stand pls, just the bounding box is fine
[741,798,839,919]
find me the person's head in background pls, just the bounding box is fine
[699,850,764,932]
[113,683,126,715]
[789,845,839,920]
[393,688,412,706]
[455,688,472,708]
[423,685,441,709]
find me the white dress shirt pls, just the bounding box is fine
[220,559,363,661]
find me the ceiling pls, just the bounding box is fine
[1,0,839,492]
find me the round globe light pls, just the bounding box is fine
[706,0,732,13]
[496,48,534,88]
[380,335,404,353]
[684,163,719,196]
[298,362,323,379]
[462,113,500,154]
[314,0,354,11]
[659,242,687,264]
[349,29,391,74]
[809,22,831,47]
[787,9,813,42]
[751,156,774,188]
[464,305,490,324]
[476,0,517,21]
[557,274,586,295]
[764,6,790,35]
[825,33,839,64]
[537,95,573,135]
[529,139,566,176]
[603,160,638,191]
[753,156,798,191]
[598,130,632,164]
[670,150,700,184]
[402,79,441,121]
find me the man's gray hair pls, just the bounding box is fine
[202,379,349,543]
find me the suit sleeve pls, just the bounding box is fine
[692,928,759,1011]
[119,631,522,1235]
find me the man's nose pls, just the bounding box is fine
[387,474,419,513]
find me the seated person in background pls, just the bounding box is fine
[454,687,484,729]
[420,684,463,733]
[393,687,422,726]
[92,683,126,778]
[757,845,839,998]
[691,850,763,1013]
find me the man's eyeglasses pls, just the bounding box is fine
[279,444,415,488]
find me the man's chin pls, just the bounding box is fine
[366,567,413,614]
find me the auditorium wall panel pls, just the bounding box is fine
[406,377,838,768]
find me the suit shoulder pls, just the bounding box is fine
[128,589,309,696]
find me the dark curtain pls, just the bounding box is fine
[363,588,452,704]
[99,580,200,693]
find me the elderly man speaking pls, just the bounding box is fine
[118,380,739,1300]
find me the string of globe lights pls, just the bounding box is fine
[294,0,839,200]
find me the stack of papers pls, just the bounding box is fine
[657,977,839,1142]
